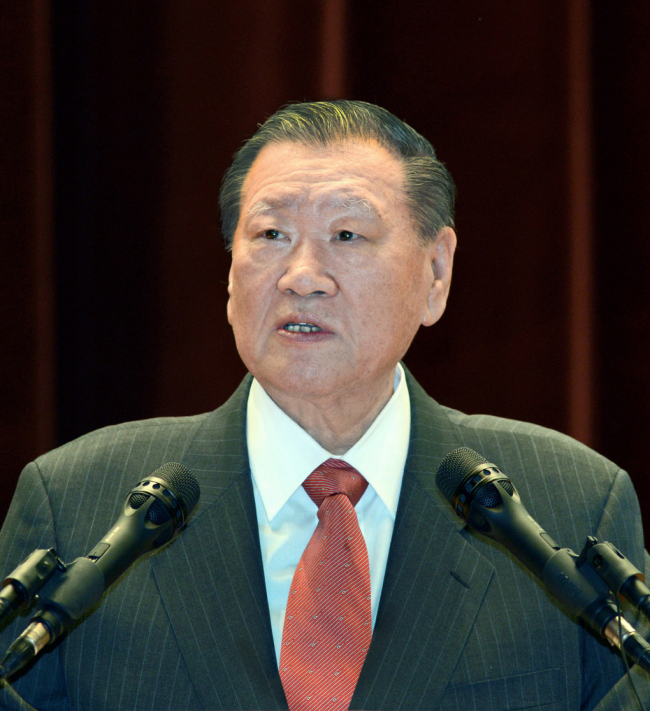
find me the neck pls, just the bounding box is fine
[262,373,396,455]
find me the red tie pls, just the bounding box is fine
[280,459,372,711]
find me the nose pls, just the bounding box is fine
[277,239,338,297]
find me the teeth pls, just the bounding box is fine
[285,322,323,333]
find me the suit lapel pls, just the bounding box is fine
[351,370,494,710]
[150,370,493,710]
[151,377,288,711]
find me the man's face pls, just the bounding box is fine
[227,140,456,403]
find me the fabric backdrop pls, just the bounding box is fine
[1,1,649,543]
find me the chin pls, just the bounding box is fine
[254,359,351,401]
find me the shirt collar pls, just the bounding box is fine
[247,364,410,521]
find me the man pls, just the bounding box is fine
[0,100,648,711]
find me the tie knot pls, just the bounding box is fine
[303,458,368,508]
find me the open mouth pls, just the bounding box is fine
[283,322,323,333]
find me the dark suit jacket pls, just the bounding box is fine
[0,371,648,710]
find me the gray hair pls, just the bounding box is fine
[219,100,456,249]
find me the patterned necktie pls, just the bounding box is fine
[280,458,372,711]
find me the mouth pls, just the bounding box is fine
[282,322,324,333]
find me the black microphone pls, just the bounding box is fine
[435,447,650,672]
[0,462,200,680]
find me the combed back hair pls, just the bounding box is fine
[219,100,456,249]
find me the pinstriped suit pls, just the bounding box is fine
[0,369,648,710]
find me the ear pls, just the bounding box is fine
[422,227,457,327]
[226,262,234,325]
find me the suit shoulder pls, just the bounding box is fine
[29,412,224,498]
[406,367,621,482]
[36,413,209,462]
[440,404,620,477]
[27,378,251,514]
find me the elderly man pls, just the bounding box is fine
[0,101,648,711]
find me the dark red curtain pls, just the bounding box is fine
[1,1,55,499]
[2,1,649,542]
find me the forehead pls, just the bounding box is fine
[239,140,408,220]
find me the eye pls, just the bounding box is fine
[263,229,282,239]
[336,230,359,242]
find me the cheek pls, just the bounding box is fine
[229,259,261,302]
[372,260,426,308]
[350,276,407,343]
[364,264,429,335]
[227,260,277,342]
[226,266,255,332]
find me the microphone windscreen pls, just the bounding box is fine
[129,462,201,524]
[435,447,489,503]
[153,462,201,514]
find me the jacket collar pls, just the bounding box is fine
[350,367,494,710]
[152,369,493,710]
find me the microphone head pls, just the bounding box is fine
[436,447,515,531]
[128,463,200,537]
[435,447,489,504]
[151,462,201,515]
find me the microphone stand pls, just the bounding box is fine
[0,549,64,627]
[578,536,650,619]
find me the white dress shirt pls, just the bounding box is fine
[247,363,411,664]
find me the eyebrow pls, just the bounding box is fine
[246,194,382,219]
[246,200,280,218]
[338,197,376,214]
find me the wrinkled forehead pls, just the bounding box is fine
[239,140,408,221]
[246,192,383,221]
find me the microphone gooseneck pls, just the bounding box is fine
[0,463,200,681]
[435,447,650,672]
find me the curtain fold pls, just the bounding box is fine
[2,1,649,536]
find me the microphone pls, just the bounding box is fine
[435,447,650,671]
[0,549,63,626]
[0,462,200,680]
